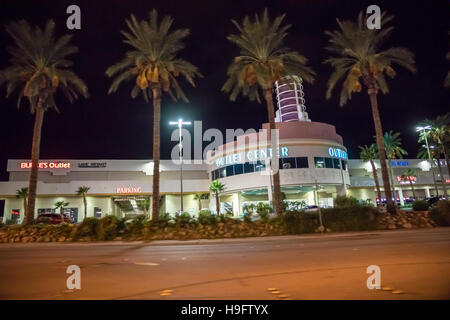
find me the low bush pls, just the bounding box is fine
[334,195,360,208]
[243,212,252,223]
[73,217,99,239]
[198,210,217,225]
[256,202,272,221]
[321,206,377,232]
[175,212,192,228]
[430,200,450,226]
[96,216,120,240]
[281,211,318,234]
[412,200,429,211]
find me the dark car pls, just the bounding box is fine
[35,213,73,224]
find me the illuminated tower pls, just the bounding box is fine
[274,76,310,122]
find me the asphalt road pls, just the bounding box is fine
[0,228,449,300]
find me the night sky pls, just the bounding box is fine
[0,0,449,181]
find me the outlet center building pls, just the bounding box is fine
[0,76,448,223]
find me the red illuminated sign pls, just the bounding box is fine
[20,161,71,169]
[397,176,417,182]
[116,187,142,194]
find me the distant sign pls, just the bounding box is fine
[391,161,409,166]
[20,161,71,169]
[328,147,348,160]
[116,187,142,194]
[78,162,107,168]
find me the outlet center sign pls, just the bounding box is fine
[216,147,289,168]
[328,147,348,160]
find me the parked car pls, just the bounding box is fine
[35,213,73,224]
[304,205,319,212]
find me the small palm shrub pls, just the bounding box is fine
[256,202,272,221]
[412,200,429,211]
[175,212,192,228]
[73,217,99,239]
[430,200,450,226]
[321,206,377,232]
[96,216,120,240]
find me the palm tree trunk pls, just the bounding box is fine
[263,88,282,216]
[442,144,450,179]
[151,86,162,221]
[83,195,87,221]
[198,199,202,211]
[409,179,416,199]
[369,159,382,201]
[25,98,45,225]
[367,87,395,214]
[215,191,220,215]
[388,161,397,202]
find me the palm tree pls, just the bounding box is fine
[324,11,416,214]
[400,168,417,199]
[0,20,89,225]
[222,9,315,216]
[383,130,408,201]
[106,10,201,221]
[209,180,226,216]
[422,113,450,177]
[359,144,382,202]
[54,200,69,218]
[193,193,208,212]
[15,187,28,223]
[76,186,90,221]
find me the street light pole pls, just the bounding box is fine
[417,126,439,197]
[169,119,192,214]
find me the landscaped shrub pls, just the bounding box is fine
[256,202,272,221]
[243,212,252,223]
[175,212,192,228]
[281,211,318,234]
[321,206,377,232]
[126,215,149,235]
[96,216,120,240]
[73,217,99,239]
[334,195,360,207]
[412,200,429,211]
[430,200,450,226]
[198,210,217,225]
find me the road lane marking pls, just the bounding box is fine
[134,262,159,266]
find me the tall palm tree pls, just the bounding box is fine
[209,180,226,216]
[76,186,90,221]
[400,168,417,199]
[0,20,89,225]
[359,144,382,202]
[383,130,408,201]
[15,187,28,223]
[324,11,416,214]
[222,9,315,216]
[106,10,201,221]
[54,200,69,218]
[422,113,450,177]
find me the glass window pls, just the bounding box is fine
[342,160,347,170]
[282,157,296,169]
[314,157,325,168]
[244,162,255,173]
[233,164,243,175]
[333,158,340,169]
[325,157,333,168]
[219,167,226,178]
[296,157,308,168]
[94,207,102,219]
[226,165,234,177]
[254,161,266,172]
[211,169,217,180]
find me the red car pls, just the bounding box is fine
[35,213,73,224]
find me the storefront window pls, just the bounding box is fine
[219,167,226,178]
[314,157,325,168]
[325,157,333,168]
[282,158,296,169]
[333,158,340,169]
[296,157,308,168]
[94,207,102,218]
[226,165,234,177]
[233,164,243,175]
[254,161,266,172]
[244,162,255,173]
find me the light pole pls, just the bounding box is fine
[416,125,439,197]
[169,119,192,214]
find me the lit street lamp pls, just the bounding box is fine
[416,125,439,197]
[169,119,192,213]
